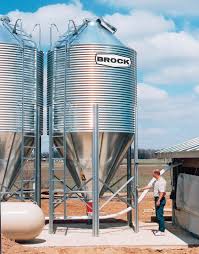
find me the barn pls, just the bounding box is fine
[157,137,199,237]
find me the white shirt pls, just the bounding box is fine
[152,177,166,197]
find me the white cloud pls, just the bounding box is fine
[103,11,199,87]
[103,12,199,87]
[138,127,167,149]
[7,2,94,47]
[6,3,199,88]
[3,3,199,149]
[145,65,199,85]
[113,28,199,86]
[138,91,199,148]
[139,31,199,85]
[105,11,174,40]
[194,86,199,95]
[138,83,168,100]
[98,0,199,16]
[131,31,199,72]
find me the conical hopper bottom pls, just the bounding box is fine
[0,132,34,197]
[54,132,133,201]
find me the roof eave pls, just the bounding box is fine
[157,150,199,159]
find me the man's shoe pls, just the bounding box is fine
[154,231,165,236]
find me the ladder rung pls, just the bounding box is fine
[16,190,35,193]
[22,180,35,182]
[24,146,36,149]
[54,190,91,194]
[53,201,63,205]
[68,191,92,193]
[15,180,35,184]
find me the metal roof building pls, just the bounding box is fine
[157,137,199,159]
[157,137,199,238]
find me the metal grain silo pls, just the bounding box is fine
[0,17,43,198]
[48,18,136,201]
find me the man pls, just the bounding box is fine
[139,169,167,236]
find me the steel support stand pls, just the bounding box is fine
[127,146,133,227]
[134,106,139,233]
[49,106,54,234]
[35,105,41,207]
[92,104,99,237]
[20,47,25,200]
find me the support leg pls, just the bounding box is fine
[134,106,139,233]
[92,104,99,237]
[35,106,41,207]
[48,106,54,234]
[127,146,133,227]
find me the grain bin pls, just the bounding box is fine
[48,18,136,201]
[0,17,43,196]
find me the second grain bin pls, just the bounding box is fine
[48,18,136,201]
[0,17,43,198]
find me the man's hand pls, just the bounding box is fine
[137,188,143,192]
[156,199,160,206]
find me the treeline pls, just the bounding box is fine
[138,149,157,159]
[41,150,62,159]
[41,148,158,160]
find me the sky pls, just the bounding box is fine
[1,0,199,150]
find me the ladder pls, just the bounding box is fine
[14,45,40,202]
[48,43,69,227]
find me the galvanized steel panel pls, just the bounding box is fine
[48,19,136,197]
[48,44,136,133]
[0,44,43,132]
[0,17,43,194]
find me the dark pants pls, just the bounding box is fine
[155,197,166,232]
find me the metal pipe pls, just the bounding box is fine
[68,20,78,35]
[92,104,99,237]
[99,175,134,210]
[20,46,25,200]
[35,105,41,207]
[48,106,54,234]
[13,18,22,34]
[99,179,132,208]
[127,146,132,227]
[134,105,139,233]
[45,206,134,221]
[50,24,59,50]
[63,42,67,220]
[32,24,41,50]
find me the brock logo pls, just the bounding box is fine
[95,54,131,68]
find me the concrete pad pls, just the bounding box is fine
[23,222,199,249]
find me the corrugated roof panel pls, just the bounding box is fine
[157,137,199,154]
